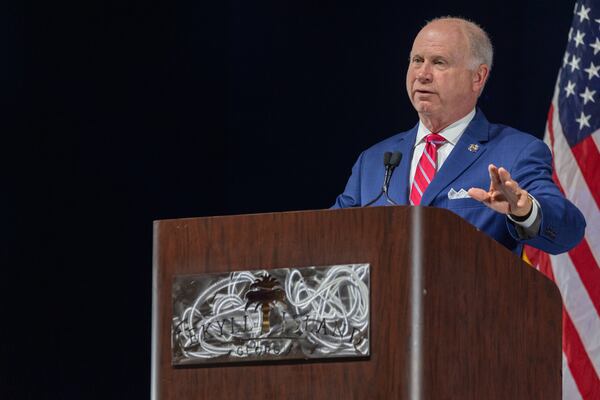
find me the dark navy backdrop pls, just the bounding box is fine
[1,0,572,398]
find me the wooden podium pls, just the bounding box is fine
[152,206,561,399]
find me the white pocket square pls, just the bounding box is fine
[448,188,471,200]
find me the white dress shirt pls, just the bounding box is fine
[409,109,476,185]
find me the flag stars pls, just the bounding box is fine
[577,5,591,22]
[579,86,596,104]
[564,51,571,67]
[564,81,576,97]
[585,62,600,80]
[569,27,574,41]
[590,37,600,55]
[574,30,586,47]
[576,111,591,130]
[569,55,581,72]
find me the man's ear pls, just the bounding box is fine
[473,64,490,93]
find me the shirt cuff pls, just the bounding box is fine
[507,194,539,229]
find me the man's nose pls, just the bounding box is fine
[417,63,432,82]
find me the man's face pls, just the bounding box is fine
[406,21,485,126]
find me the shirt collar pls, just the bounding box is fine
[415,108,476,146]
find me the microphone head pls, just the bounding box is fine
[383,152,392,166]
[389,152,402,167]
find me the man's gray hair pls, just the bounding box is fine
[427,16,494,71]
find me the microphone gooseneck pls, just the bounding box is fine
[364,151,402,207]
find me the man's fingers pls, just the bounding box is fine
[467,188,490,202]
[488,164,501,189]
[475,165,530,216]
[496,167,522,204]
[469,187,511,214]
[497,167,512,183]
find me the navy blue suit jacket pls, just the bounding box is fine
[333,110,586,255]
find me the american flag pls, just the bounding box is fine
[524,1,600,399]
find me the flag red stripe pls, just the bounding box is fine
[568,239,600,316]
[570,135,600,206]
[563,309,600,400]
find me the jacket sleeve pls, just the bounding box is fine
[331,152,365,209]
[505,138,586,254]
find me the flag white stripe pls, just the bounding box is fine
[563,353,584,400]
[549,93,600,264]
[550,250,600,377]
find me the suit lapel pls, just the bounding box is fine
[420,110,491,206]
[389,125,418,205]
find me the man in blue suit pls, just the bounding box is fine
[333,17,585,255]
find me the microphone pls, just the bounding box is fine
[383,151,392,166]
[364,151,402,207]
[383,152,402,205]
[383,152,401,193]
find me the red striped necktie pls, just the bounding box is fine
[410,133,446,205]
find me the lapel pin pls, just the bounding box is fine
[468,144,479,152]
